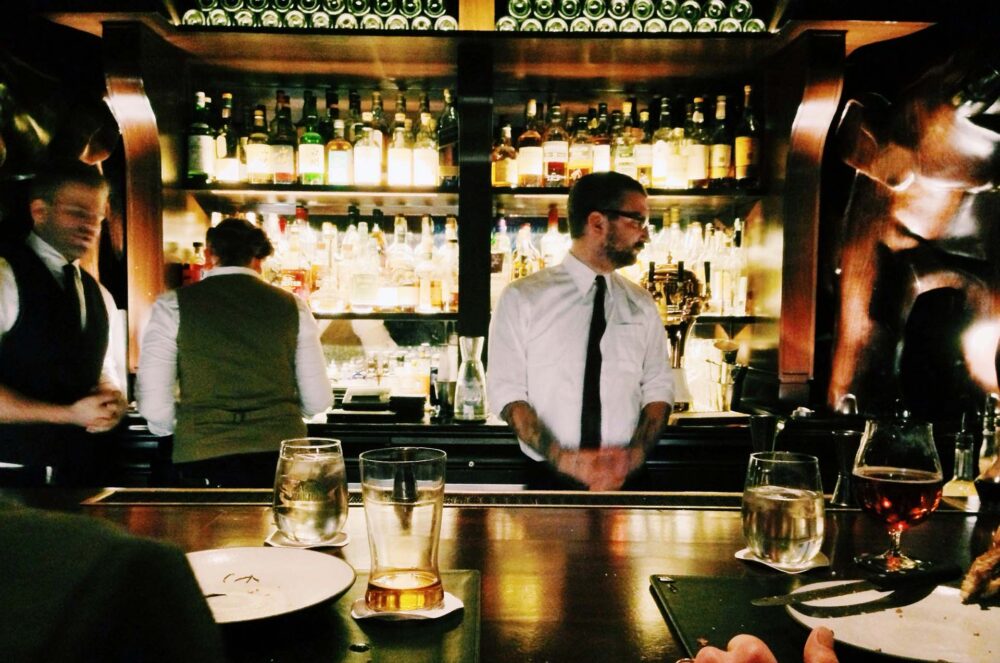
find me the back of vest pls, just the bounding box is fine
[174,274,304,462]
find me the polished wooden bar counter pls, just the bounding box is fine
[27,489,990,663]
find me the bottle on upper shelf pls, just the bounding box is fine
[566,114,594,183]
[516,98,545,188]
[735,84,761,189]
[437,88,459,188]
[491,121,519,187]
[709,94,734,188]
[298,90,326,185]
[685,96,710,189]
[542,100,570,187]
[325,118,353,185]
[186,91,215,184]
[270,91,297,184]
[214,92,241,184]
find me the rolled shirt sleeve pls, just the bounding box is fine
[135,292,180,437]
[293,296,333,417]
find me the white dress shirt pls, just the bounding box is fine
[487,252,673,460]
[135,266,333,437]
[0,232,123,390]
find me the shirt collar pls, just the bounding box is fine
[203,265,262,280]
[27,232,77,276]
[561,251,609,296]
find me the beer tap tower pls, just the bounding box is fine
[642,261,707,412]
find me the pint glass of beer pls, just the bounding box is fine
[359,447,447,611]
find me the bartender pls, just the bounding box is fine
[136,217,332,487]
[487,172,673,491]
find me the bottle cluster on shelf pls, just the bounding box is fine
[492,86,760,191]
[186,87,459,188]
[180,0,458,31]
[489,205,749,316]
[183,205,462,315]
[495,0,765,32]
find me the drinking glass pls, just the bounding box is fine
[852,417,943,571]
[272,438,349,544]
[360,447,447,612]
[741,451,825,566]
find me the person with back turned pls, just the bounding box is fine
[487,172,673,491]
[137,217,332,487]
[0,159,126,486]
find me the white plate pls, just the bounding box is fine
[787,580,1000,662]
[186,547,356,623]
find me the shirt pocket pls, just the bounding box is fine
[604,322,645,375]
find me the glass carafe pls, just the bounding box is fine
[454,336,488,422]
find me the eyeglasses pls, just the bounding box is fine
[601,209,650,230]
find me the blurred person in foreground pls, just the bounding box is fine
[137,217,332,487]
[686,627,839,663]
[0,495,225,662]
[487,172,672,491]
[0,159,126,486]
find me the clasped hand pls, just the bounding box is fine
[555,446,643,491]
[70,385,127,433]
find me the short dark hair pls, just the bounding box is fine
[205,217,273,267]
[567,172,646,238]
[28,159,108,202]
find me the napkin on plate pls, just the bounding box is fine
[735,547,830,574]
[264,529,350,549]
[350,592,464,621]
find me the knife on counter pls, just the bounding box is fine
[751,563,962,607]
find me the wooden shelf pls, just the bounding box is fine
[493,187,762,219]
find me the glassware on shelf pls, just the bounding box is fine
[942,412,978,498]
[454,336,488,422]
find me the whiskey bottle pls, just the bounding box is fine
[325,119,353,185]
[634,109,653,187]
[387,125,413,187]
[542,100,569,187]
[651,96,673,188]
[214,92,241,183]
[246,106,272,184]
[685,96,710,189]
[566,115,594,183]
[590,102,611,173]
[412,112,440,187]
[437,88,459,187]
[269,92,297,184]
[298,94,326,185]
[491,122,519,187]
[353,123,382,186]
[610,108,637,180]
[734,84,760,188]
[317,88,339,144]
[516,99,545,187]
[511,223,541,280]
[186,91,215,184]
[709,94,733,187]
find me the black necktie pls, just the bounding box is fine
[580,275,606,449]
[63,264,81,329]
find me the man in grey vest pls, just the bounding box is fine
[137,217,332,486]
[0,159,126,486]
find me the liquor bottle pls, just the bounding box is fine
[437,88,459,187]
[491,122,519,187]
[188,242,206,284]
[490,208,513,310]
[387,125,413,187]
[516,99,544,187]
[439,216,460,312]
[734,84,760,188]
[511,223,541,280]
[685,96,710,189]
[346,89,363,142]
[558,0,582,19]
[709,94,733,187]
[590,102,611,173]
[651,96,673,188]
[246,106,272,184]
[415,215,441,312]
[540,204,567,268]
[298,95,326,185]
[317,88,339,144]
[370,90,388,154]
[980,395,999,476]
[582,0,606,20]
[186,91,215,184]
[412,112,440,186]
[387,213,417,312]
[270,92,297,184]
[237,104,252,182]
[349,221,379,313]
[943,413,978,498]
[542,100,569,187]
[214,92,241,183]
[325,118,353,185]
[634,109,653,187]
[534,0,556,20]
[610,108,637,180]
[296,90,318,141]
[566,115,594,183]
[353,124,382,186]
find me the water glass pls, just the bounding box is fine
[741,451,825,566]
[359,447,446,612]
[272,438,349,544]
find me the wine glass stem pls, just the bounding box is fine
[887,528,903,560]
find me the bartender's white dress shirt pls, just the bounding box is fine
[487,252,673,460]
[0,232,123,390]
[135,266,332,437]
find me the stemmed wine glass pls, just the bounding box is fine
[852,413,944,572]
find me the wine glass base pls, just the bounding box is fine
[854,551,934,573]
